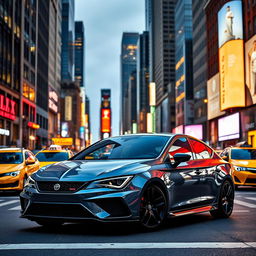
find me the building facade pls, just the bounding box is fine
[136,31,149,133]
[61,0,75,81]
[205,0,256,147]
[192,0,208,140]
[145,0,176,132]
[75,21,84,88]
[174,0,193,128]
[120,32,139,134]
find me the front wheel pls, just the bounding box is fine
[210,180,234,218]
[139,184,167,229]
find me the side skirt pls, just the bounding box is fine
[168,205,214,217]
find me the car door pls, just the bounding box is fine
[165,136,203,211]
[188,138,218,205]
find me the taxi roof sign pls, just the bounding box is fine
[52,137,73,146]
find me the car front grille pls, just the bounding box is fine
[0,181,19,188]
[36,181,86,193]
[25,203,93,218]
[245,178,256,184]
[247,168,256,174]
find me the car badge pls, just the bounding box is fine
[54,183,61,191]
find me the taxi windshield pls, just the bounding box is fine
[36,152,69,162]
[231,149,256,160]
[0,152,23,164]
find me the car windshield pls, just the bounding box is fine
[0,152,23,164]
[36,152,69,162]
[73,135,170,160]
[231,149,256,160]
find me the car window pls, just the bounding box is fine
[189,138,212,159]
[36,152,69,162]
[168,137,193,163]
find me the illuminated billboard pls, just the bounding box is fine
[218,113,240,141]
[184,125,203,140]
[218,0,245,111]
[245,34,256,106]
[207,73,225,120]
[101,108,111,133]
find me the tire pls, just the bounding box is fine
[35,219,64,227]
[210,180,234,218]
[139,184,167,229]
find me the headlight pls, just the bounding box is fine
[234,166,248,171]
[24,176,35,188]
[87,176,133,189]
[2,171,20,177]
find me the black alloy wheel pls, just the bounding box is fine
[139,184,167,229]
[211,180,234,218]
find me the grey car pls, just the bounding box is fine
[20,134,234,229]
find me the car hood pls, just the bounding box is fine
[33,159,152,182]
[231,159,256,168]
[0,163,24,173]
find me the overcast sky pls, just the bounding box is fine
[75,0,145,143]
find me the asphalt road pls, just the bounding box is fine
[0,188,256,256]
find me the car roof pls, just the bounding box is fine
[37,150,70,153]
[0,148,23,152]
[229,147,256,150]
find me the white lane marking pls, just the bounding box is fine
[0,242,255,250]
[234,199,256,208]
[233,210,249,213]
[0,200,19,207]
[245,197,256,201]
[9,205,21,211]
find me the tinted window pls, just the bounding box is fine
[231,149,256,160]
[168,137,193,163]
[189,139,212,159]
[0,152,23,164]
[74,135,170,160]
[36,152,69,162]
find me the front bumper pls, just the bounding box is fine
[0,176,23,191]
[20,180,143,222]
[232,169,256,186]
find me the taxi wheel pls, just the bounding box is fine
[210,180,234,218]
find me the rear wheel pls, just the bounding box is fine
[210,180,234,218]
[139,184,167,229]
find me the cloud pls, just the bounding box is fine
[75,0,145,142]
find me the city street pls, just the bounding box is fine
[0,189,255,256]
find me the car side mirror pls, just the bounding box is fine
[26,159,35,165]
[172,153,191,168]
[222,155,229,161]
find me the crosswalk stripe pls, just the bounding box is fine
[234,199,256,208]
[233,210,249,213]
[9,205,21,211]
[0,242,255,250]
[0,200,19,207]
[245,197,256,201]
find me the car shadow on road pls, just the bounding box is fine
[20,213,226,236]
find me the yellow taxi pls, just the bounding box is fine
[0,148,40,191]
[221,147,256,187]
[36,147,73,168]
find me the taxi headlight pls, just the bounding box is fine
[2,171,20,177]
[234,166,248,172]
[87,176,133,189]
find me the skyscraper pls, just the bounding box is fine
[175,0,193,127]
[137,31,149,133]
[75,21,85,88]
[192,0,208,139]
[61,0,75,81]
[120,32,139,134]
[145,0,176,132]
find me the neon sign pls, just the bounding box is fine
[0,95,16,120]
